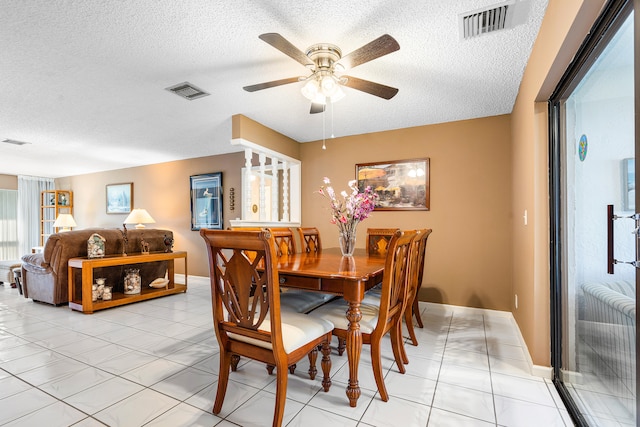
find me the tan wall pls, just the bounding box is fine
[510,0,607,366]
[59,153,245,277]
[232,114,301,160]
[0,174,18,190]
[300,115,514,311]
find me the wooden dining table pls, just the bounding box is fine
[275,247,385,407]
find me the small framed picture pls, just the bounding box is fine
[106,183,133,214]
[190,172,223,230]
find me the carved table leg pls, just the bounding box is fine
[345,299,363,407]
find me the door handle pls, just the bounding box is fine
[608,205,614,273]
[607,204,640,273]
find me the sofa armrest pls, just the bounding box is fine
[21,253,52,274]
[583,282,636,322]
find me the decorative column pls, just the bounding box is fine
[258,153,266,221]
[244,149,253,221]
[282,160,289,222]
[271,158,279,222]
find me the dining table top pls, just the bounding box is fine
[275,248,385,281]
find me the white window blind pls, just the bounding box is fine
[0,190,18,260]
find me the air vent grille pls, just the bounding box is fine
[165,82,210,100]
[2,139,31,146]
[460,2,514,39]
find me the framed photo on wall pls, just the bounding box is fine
[106,183,133,214]
[190,172,223,230]
[356,158,430,210]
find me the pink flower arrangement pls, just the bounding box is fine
[318,177,378,242]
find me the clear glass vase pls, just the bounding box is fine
[339,229,356,257]
[123,268,141,295]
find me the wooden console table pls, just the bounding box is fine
[68,251,187,314]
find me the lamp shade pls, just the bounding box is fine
[53,213,77,232]
[124,209,155,229]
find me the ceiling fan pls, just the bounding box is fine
[243,33,400,114]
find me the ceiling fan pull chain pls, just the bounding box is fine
[322,106,327,150]
[330,101,335,139]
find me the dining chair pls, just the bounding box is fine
[200,229,333,427]
[308,229,417,402]
[278,227,336,315]
[362,229,432,362]
[232,226,332,371]
[405,228,432,346]
[267,227,297,256]
[297,227,322,253]
[366,227,400,256]
[402,229,432,352]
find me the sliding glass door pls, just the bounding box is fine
[550,2,637,426]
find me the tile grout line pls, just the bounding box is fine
[424,306,453,426]
[484,313,499,427]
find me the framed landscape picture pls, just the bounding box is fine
[106,183,133,214]
[190,172,223,230]
[356,158,430,211]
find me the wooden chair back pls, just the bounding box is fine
[403,229,432,348]
[297,227,322,253]
[414,229,432,294]
[367,228,400,255]
[377,230,417,332]
[268,227,297,256]
[202,229,278,349]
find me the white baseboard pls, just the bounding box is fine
[511,313,552,379]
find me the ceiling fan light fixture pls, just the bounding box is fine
[320,75,337,94]
[302,74,345,104]
[301,79,321,102]
[328,85,345,103]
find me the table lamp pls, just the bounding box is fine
[123,208,155,229]
[53,213,77,232]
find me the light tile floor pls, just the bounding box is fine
[0,277,573,426]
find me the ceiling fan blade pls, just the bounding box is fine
[259,33,314,68]
[336,34,400,71]
[243,77,300,92]
[310,103,325,114]
[342,76,399,100]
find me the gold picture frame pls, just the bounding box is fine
[356,158,430,211]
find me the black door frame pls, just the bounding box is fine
[548,1,636,426]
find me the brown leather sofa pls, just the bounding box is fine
[21,228,173,305]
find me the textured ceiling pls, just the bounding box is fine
[0,0,548,178]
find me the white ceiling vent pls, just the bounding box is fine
[460,1,518,39]
[165,82,210,100]
[2,139,31,146]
